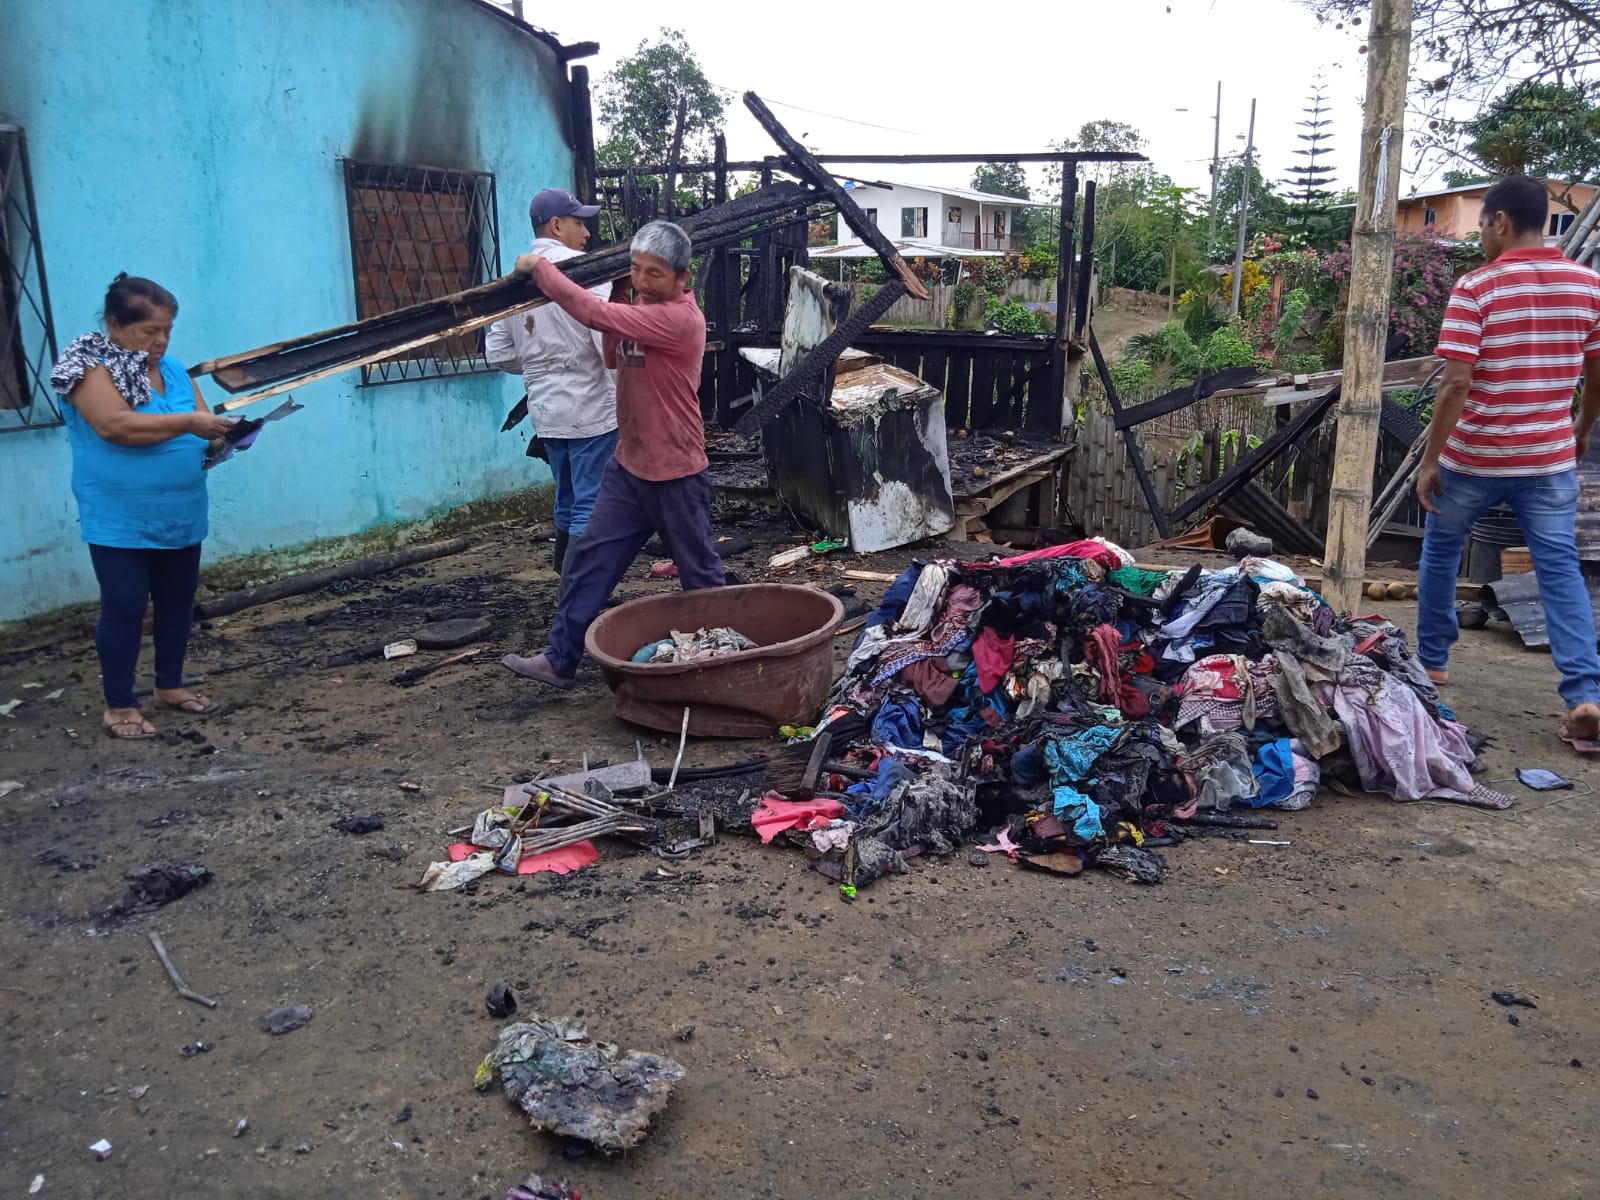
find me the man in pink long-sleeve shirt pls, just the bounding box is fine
[503,220,725,689]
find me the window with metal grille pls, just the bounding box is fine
[1,125,62,432]
[342,160,501,385]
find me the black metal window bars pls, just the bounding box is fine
[342,160,501,385]
[1,125,62,432]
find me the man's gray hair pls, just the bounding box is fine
[631,221,692,274]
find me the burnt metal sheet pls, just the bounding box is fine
[1480,572,1548,649]
[1219,481,1323,557]
[757,268,953,551]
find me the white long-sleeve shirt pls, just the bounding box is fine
[485,237,617,440]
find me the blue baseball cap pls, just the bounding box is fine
[529,187,601,226]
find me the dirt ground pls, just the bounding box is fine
[2,513,1599,1200]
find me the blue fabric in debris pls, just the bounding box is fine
[1435,701,1457,722]
[871,697,923,751]
[1251,738,1297,808]
[1044,725,1121,784]
[632,639,672,663]
[845,756,917,818]
[939,666,1011,755]
[1010,741,1047,785]
[1056,559,1098,589]
[1052,784,1106,841]
[862,564,922,634]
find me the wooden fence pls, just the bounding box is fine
[1068,400,1342,550]
[701,328,1066,434]
[1067,394,1424,551]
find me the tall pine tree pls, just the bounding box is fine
[1283,82,1338,244]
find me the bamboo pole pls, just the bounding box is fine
[1320,0,1412,614]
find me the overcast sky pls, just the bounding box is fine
[531,0,1449,204]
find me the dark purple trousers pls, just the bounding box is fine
[545,458,724,676]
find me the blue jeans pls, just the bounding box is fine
[88,543,202,709]
[1416,467,1600,708]
[545,430,618,538]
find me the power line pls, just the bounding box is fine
[707,82,928,137]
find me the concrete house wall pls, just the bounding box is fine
[0,0,580,622]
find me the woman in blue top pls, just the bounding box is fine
[51,274,234,739]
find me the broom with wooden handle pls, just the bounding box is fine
[762,731,878,795]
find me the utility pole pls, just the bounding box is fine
[1320,0,1412,613]
[1229,99,1256,316]
[1207,81,1222,252]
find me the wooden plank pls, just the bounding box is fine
[969,352,997,431]
[945,352,973,430]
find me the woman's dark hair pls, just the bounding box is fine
[104,272,178,325]
[1481,175,1549,235]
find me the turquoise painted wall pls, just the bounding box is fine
[0,0,575,622]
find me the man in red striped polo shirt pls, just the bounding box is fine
[1416,174,1600,746]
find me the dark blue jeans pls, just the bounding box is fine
[1416,468,1600,708]
[88,543,202,709]
[545,460,724,676]
[546,429,619,538]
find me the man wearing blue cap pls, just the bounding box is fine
[488,188,618,575]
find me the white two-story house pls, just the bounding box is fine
[825,179,1048,254]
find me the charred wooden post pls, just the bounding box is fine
[1074,180,1097,340]
[662,95,688,220]
[569,65,600,246]
[1057,162,1079,347]
[732,281,908,433]
[1087,329,1171,539]
[742,91,930,302]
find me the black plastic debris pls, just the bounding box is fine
[261,1004,313,1035]
[477,1014,685,1153]
[179,1040,213,1057]
[485,985,518,1019]
[114,864,212,915]
[1491,991,1538,1009]
[331,815,385,835]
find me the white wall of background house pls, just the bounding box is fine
[837,181,1027,251]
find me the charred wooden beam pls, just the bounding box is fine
[1165,385,1341,525]
[595,151,1148,177]
[1074,180,1096,340]
[1110,366,1266,430]
[732,281,907,434]
[662,95,688,220]
[192,183,823,407]
[1087,329,1171,539]
[742,92,931,302]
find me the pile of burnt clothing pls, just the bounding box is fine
[793,538,1508,884]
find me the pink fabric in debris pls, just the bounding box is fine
[995,539,1125,569]
[750,795,847,844]
[447,840,599,875]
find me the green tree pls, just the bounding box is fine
[597,29,727,172]
[1303,0,1600,175]
[971,162,1037,243]
[1213,161,1293,260]
[1283,82,1338,236]
[1149,184,1200,316]
[1455,81,1600,202]
[972,162,1030,199]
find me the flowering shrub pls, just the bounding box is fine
[1323,232,1456,353]
[1259,248,1323,294]
[1220,259,1268,302]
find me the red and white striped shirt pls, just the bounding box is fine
[1434,247,1600,476]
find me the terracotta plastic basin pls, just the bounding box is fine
[584,583,845,737]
